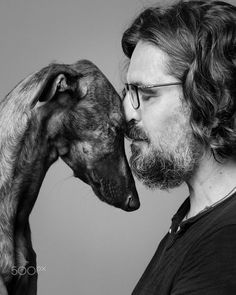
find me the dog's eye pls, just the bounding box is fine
[107,126,116,137]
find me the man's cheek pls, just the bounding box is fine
[142,114,164,139]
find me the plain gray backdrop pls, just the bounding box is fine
[1,0,235,294]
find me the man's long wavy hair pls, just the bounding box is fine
[122,0,236,161]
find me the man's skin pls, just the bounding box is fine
[123,40,236,219]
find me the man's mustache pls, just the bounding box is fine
[125,120,150,142]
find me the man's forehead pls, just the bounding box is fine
[127,41,171,85]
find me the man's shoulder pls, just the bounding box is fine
[175,193,236,248]
[211,192,236,228]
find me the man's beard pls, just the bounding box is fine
[125,114,203,190]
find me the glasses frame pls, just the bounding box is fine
[124,82,182,110]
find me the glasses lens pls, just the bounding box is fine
[129,85,139,109]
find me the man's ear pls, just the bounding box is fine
[29,64,79,109]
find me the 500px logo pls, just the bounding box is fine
[11,266,46,276]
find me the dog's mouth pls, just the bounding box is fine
[87,169,140,212]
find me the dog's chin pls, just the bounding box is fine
[88,171,103,199]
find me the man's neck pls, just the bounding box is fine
[186,152,236,218]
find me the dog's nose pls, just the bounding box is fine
[125,194,140,211]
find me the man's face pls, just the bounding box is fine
[123,41,203,190]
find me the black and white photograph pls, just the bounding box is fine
[0,0,236,294]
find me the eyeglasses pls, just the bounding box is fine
[124,82,182,110]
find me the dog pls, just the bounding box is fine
[0,60,140,294]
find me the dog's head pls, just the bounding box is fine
[29,60,140,211]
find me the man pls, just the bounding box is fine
[122,0,236,294]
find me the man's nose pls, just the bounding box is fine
[123,93,141,122]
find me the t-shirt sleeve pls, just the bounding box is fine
[171,224,236,295]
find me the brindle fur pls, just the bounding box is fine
[0,60,139,294]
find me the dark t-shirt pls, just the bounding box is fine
[132,192,236,295]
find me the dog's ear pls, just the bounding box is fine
[29,64,80,109]
[39,74,71,102]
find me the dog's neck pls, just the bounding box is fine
[0,113,58,233]
[0,110,58,279]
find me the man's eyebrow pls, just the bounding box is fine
[126,80,142,86]
[127,81,156,87]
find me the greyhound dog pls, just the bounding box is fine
[0,60,140,294]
